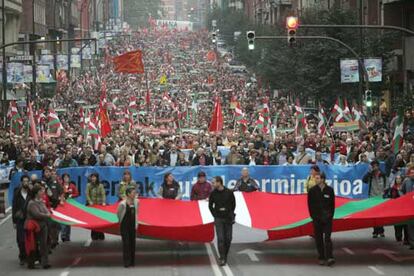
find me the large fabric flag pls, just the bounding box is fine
[343,98,353,121]
[332,97,345,122]
[235,102,248,131]
[113,50,145,74]
[391,109,404,154]
[98,82,112,138]
[317,105,327,136]
[86,115,101,151]
[27,101,39,145]
[294,99,307,136]
[47,108,64,137]
[51,192,414,243]
[7,101,23,135]
[208,97,223,133]
[352,103,367,131]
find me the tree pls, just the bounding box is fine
[208,8,399,107]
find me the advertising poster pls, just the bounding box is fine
[57,55,68,70]
[23,65,33,83]
[364,58,382,82]
[71,55,81,68]
[36,65,51,83]
[7,62,24,83]
[39,54,54,67]
[340,59,359,83]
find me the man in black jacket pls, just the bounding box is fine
[209,176,236,266]
[12,175,31,265]
[307,172,335,266]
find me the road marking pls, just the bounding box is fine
[60,271,70,276]
[0,214,11,227]
[222,263,235,276]
[83,238,92,247]
[205,243,223,276]
[372,248,414,262]
[342,247,355,255]
[238,249,261,261]
[368,266,385,275]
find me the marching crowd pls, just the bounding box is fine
[2,25,414,269]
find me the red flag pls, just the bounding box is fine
[113,50,145,74]
[27,101,39,145]
[98,81,112,137]
[208,97,223,133]
[206,50,217,62]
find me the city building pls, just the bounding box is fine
[0,0,23,56]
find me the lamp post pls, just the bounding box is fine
[2,0,7,120]
[31,0,36,100]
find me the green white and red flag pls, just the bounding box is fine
[47,108,64,137]
[317,105,327,136]
[7,100,23,135]
[332,97,345,122]
[294,99,307,136]
[391,109,404,154]
[235,102,248,130]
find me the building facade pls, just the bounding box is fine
[0,0,23,55]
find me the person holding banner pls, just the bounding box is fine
[209,176,236,266]
[117,187,139,268]
[86,173,106,240]
[307,172,335,266]
[12,175,31,265]
[233,168,259,192]
[117,170,137,201]
[60,174,79,242]
[158,173,182,200]
[190,171,212,200]
[363,160,387,238]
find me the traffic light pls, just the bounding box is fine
[212,32,217,44]
[286,16,298,46]
[365,90,372,107]
[246,31,255,51]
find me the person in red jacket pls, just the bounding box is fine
[60,174,79,242]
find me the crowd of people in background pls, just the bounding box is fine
[3,25,414,269]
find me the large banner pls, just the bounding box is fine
[8,164,371,205]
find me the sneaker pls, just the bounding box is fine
[319,260,326,266]
[380,234,385,238]
[42,264,51,269]
[327,258,336,266]
[372,234,378,238]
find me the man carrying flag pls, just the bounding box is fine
[209,97,223,133]
[295,99,308,136]
[318,105,328,136]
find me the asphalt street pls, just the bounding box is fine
[0,208,413,276]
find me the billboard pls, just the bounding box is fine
[340,59,359,83]
[7,62,24,83]
[57,55,68,70]
[364,58,382,82]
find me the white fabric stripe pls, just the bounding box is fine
[234,192,252,227]
[52,210,87,225]
[198,200,214,224]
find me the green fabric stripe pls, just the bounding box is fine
[270,197,387,231]
[67,199,118,223]
[50,217,76,226]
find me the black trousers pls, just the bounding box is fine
[373,226,385,235]
[312,220,333,260]
[16,221,26,261]
[394,225,408,242]
[121,226,136,267]
[91,230,105,240]
[215,218,233,260]
[27,224,49,267]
